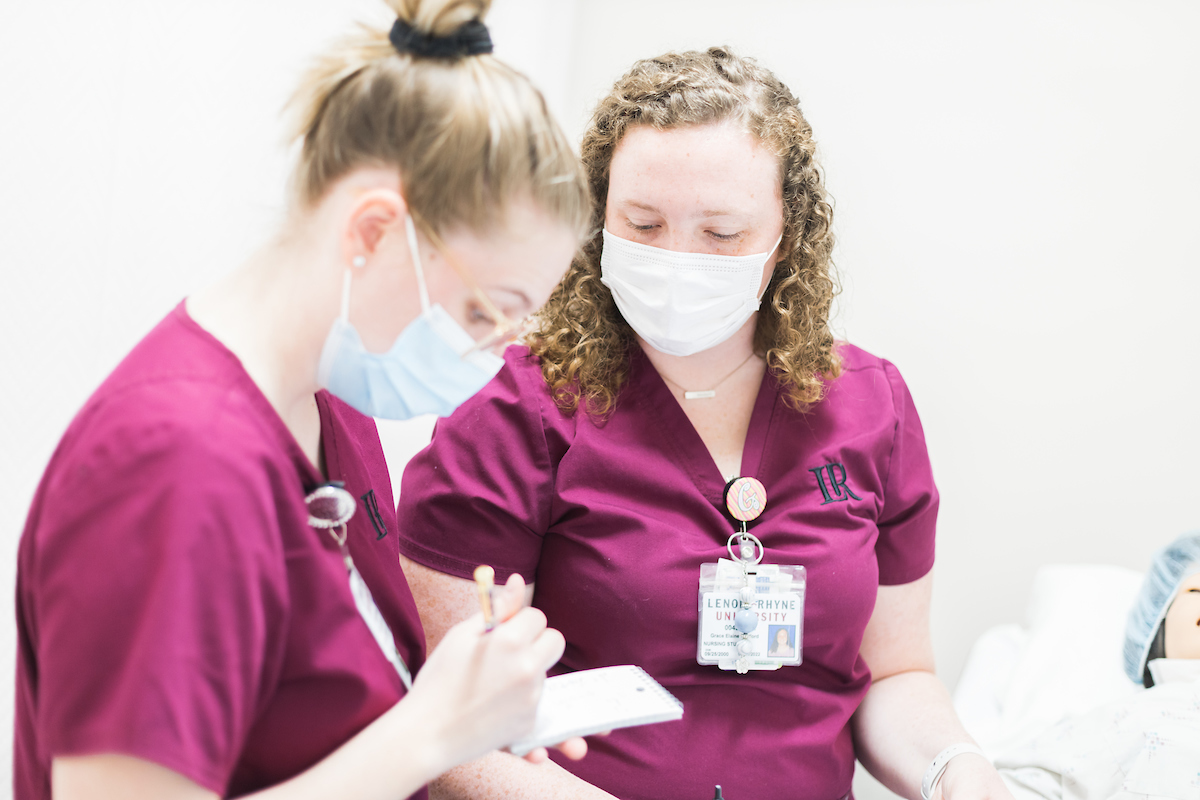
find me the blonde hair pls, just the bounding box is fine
[287,0,589,237]
[532,46,840,415]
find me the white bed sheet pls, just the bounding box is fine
[953,563,1145,758]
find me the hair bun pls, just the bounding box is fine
[389,17,493,59]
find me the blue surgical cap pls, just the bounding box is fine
[1123,531,1200,683]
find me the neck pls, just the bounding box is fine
[187,227,341,453]
[638,313,761,391]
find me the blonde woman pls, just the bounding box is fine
[398,48,1014,800]
[14,2,593,799]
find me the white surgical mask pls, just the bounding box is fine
[316,215,505,420]
[599,228,782,357]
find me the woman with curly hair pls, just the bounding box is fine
[396,47,1012,799]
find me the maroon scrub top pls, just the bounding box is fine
[396,344,938,800]
[15,303,427,800]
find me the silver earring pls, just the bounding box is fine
[352,255,366,268]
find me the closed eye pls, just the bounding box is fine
[467,303,494,326]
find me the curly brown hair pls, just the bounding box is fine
[531,46,840,415]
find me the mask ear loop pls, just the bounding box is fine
[404,214,432,315]
[338,253,366,322]
[338,270,353,321]
[755,233,786,303]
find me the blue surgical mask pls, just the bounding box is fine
[316,215,505,420]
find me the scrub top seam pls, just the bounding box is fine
[396,536,531,583]
[740,369,779,479]
[521,352,557,535]
[647,371,720,505]
[878,361,901,514]
[316,392,343,484]
[876,358,937,586]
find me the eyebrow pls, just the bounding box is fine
[483,286,533,310]
[617,199,747,219]
[619,200,661,214]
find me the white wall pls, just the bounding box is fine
[2,2,1198,799]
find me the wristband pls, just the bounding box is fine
[920,743,987,800]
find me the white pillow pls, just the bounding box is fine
[954,563,1144,757]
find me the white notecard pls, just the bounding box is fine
[508,665,684,756]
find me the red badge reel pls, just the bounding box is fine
[698,477,806,673]
[724,476,766,563]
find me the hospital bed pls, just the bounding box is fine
[952,564,1145,759]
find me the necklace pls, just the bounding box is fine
[659,352,759,400]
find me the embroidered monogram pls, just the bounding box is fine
[359,489,388,540]
[809,462,861,505]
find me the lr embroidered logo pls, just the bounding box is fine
[809,462,861,505]
[360,489,388,540]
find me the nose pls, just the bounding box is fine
[659,229,694,254]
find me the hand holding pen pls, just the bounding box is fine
[474,565,590,762]
[401,567,588,770]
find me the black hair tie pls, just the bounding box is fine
[389,18,494,59]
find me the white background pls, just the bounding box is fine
[2,2,1197,798]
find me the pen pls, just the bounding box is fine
[474,565,496,631]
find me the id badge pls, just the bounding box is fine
[696,477,805,673]
[697,556,806,672]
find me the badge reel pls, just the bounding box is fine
[306,482,414,690]
[697,477,806,674]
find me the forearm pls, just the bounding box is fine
[53,699,445,800]
[430,751,617,800]
[851,670,978,799]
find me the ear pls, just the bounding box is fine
[341,188,408,267]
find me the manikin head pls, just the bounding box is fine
[1163,572,1200,661]
[1123,531,1200,687]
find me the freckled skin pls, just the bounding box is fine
[605,122,785,479]
[1164,571,1200,660]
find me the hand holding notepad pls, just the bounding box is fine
[508,665,684,757]
[469,567,683,758]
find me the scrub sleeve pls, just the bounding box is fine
[15,304,426,800]
[396,343,937,800]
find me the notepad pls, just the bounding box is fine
[508,665,684,756]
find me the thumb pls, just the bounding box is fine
[494,572,528,623]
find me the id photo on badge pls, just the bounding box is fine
[767,625,797,658]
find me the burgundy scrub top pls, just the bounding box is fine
[15,303,427,800]
[396,343,938,800]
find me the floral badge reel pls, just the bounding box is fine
[697,477,806,674]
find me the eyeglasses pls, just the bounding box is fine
[415,217,538,357]
[465,313,538,356]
